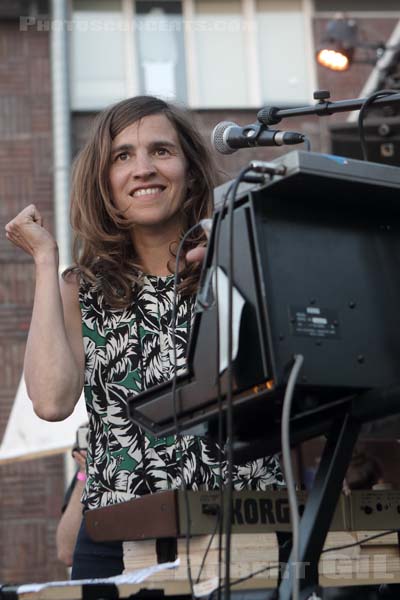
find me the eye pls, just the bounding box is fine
[155,147,171,157]
[114,151,129,162]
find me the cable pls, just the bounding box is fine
[212,560,282,595]
[281,354,304,600]
[213,539,293,595]
[169,208,233,596]
[303,135,311,152]
[212,182,235,600]
[171,221,207,599]
[357,89,398,161]
[170,184,233,596]
[195,507,222,584]
[216,167,272,599]
[321,528,399,554]
[224,166,255,600]
[171,168,268,595]
[178,190,231,596]
[213,174,272,597]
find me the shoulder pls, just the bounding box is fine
[61,269,100,303]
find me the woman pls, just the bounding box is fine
[5,96,283,579]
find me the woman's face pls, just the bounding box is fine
[109,113,188,234]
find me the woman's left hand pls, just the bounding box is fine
[186,246,207,264]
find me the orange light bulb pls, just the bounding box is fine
[317,48,350,71]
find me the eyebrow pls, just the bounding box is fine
[111,140,179,156]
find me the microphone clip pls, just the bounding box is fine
[240,122,269,143]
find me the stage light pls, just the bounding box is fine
[317,48,351,72]
[317,18,358,71]
[317,17,394,72]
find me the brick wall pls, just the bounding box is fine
[0,21,67,584]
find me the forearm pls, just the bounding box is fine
[56,479,85,567]
[24,252,82,421]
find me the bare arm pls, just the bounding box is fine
[56,478,85,566]
[5,205,84,421]
[56,451,87,567]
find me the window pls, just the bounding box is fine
[71,0,127,110]
[70,0,313,110]
[256,0,311,105]
[192,0,249,108]
[135,1,187,102]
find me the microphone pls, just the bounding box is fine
[212,120,305,155]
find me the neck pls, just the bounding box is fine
[131,223,183,276]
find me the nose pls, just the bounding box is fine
[132,151,156,179]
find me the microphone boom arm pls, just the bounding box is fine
[258,90,400,125]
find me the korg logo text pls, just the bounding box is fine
[232,498,290,525]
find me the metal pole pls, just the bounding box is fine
[50,0,72,271]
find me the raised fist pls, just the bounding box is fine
[5,204,58,261]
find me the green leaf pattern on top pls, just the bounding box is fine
[79,275,284,509]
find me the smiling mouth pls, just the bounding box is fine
[130,186,166,198]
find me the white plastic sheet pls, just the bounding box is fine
[0,376,87,463]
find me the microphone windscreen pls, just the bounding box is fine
[211,121,237,155]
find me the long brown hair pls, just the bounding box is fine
[64,96,217,307]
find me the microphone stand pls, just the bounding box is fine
[257,89,400,126]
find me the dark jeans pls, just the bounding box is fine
[71,519,124,580]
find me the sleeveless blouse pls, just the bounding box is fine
[79,274,284,509]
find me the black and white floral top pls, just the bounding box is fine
[79,274,284,509]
